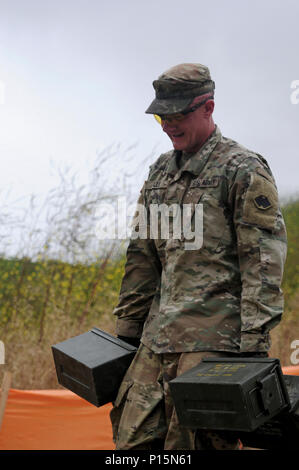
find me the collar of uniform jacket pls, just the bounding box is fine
[166,125,222,180]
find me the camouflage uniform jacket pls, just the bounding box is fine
[113,126,287,353]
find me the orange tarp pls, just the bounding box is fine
[0,389,115,450]
[0,365,298,450]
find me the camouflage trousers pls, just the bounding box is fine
[110,343,241,450]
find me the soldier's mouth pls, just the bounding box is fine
[171,132,185,139]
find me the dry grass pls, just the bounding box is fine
[1,297,297,390]
[0,309,117,390]
[269,293,299,367]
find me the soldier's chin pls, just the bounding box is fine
[171,135,186,150]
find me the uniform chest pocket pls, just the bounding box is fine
[200,193,230,252]
[180,188,204,250]
[144,181,167,205]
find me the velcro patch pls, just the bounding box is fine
[254,195,272,210]
[243,172,278,231]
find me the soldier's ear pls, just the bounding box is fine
[203,100,214,117]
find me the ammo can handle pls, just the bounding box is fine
[257,365,290,415]
[90,327,137,352]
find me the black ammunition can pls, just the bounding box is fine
[52,328,137,407]
[238,374,299,449]
[169,357,290,432]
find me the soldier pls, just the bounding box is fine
[110,63,287,450]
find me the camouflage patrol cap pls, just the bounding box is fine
[145,63,215,115]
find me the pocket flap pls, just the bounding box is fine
[114,379,134,407]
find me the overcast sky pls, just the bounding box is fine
[0,0,298,210]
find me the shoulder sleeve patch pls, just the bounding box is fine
[243,172,278,230]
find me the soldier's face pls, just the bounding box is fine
[161,99,214,153]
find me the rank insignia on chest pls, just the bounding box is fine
[254,195,272,210]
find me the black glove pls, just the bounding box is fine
[239,352,269,358]
[117,335,140,349]
[222,351,269,358]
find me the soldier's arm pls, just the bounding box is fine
[113,184,162,340]
[228,156,287,353]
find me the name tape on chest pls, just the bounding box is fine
[190,177,219,188]
[144,177,220,191]
[144,181,168,190]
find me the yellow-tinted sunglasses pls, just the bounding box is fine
[153,96,213,125]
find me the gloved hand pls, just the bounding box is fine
[223,351,269,358]
[239,352,269,358]
[117,335,141,349]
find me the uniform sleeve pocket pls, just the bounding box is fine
[110,379,134,443]
[113,379,134,407]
